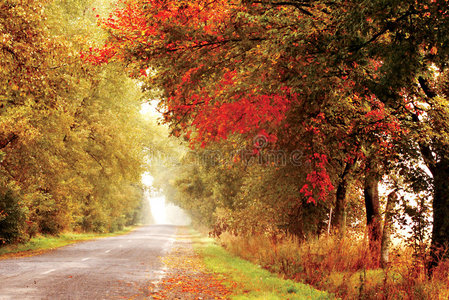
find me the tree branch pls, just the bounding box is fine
[86,150,104,170]
[349,11,415,53]
[415,76,437,173]
[0,133,18,149]
[251,1,314,16]
[418,76,437,98]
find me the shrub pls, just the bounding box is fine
[28,193,67,235]
[0,190,27,244]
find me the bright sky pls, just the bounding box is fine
[140,104,191,226]
[141,173,167,224]
[141,172,154,186]
[139,101,160,117]
[149,196,167,224]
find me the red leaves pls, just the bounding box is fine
[181,66,203,84]
[189,90,294,146]
[300,154,334,204]
[81,44,117,65]
[164,63,297,147]
[86,0,301,149]
[85,0,236,64]
[360,95,404,152]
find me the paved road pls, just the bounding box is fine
[0,225,177,299]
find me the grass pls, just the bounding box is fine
[0,226,137,260]
[191,230,334,299]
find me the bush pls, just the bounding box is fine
[28,194,67,235]
[0,190,27,244]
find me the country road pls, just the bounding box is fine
[0,225,177,300]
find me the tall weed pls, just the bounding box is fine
[218,233,449,299]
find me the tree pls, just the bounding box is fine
[94,0,449,268]
[380,191,398,268]
[0,0,150,242]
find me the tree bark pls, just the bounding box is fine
[332,161,355,235]
[333,174,349,234]
[428,160,449,271]
[380,191,397,268]
[416,77,449,273]
[364,159,382,261]
[333,183,347,233]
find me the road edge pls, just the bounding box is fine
[0,225,140,260]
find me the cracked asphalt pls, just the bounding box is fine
[0,225,177,300]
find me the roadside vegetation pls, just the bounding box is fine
[0,226,136,259]
[192,232,332,300]
[217,233,449,299]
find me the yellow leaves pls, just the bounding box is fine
[0,33,12,46]
[0,0,150,241]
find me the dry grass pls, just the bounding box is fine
[218,232,449,299]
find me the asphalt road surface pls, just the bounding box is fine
[0,225,177,300]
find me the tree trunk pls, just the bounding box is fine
[428,160,449,271]
[415,77,449,273]
[333,176,348,234]
[332,161,355,235]
[364,160,381,261]
[380,191,397,268]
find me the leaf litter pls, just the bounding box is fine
[145,228,236,300]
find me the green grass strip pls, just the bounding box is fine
[191,232,335,300]
[0,226,136,259]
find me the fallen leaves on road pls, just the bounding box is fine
[148,230,236,300]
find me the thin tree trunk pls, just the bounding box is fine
[333,161,355,235]
[428,160,449,272]
[364,159,381,263]
[380,191,397,268]
[333,178,348,234]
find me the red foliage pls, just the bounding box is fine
[85,0,407,204]
[300,154,334,204]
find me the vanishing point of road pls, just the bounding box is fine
[0,225,177,299]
